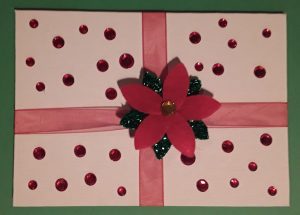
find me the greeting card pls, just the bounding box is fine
[13,10,288,206]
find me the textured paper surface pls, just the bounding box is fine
[14,11,288,206]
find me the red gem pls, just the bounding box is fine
[212,63,224,76]
[254,66,266,78]
[189,31,201,44]
[194,62,204,71]
[222,140,234,153]
[230,178,239,188]
[119,53,134,69]
[63,74,74,86]
[180,154,196,165]
[84,173,97,186]
[97,59,109,72]
[79,25,88,34]
[26,57,35,67]
[268,186,277,196]
[218,18,227,28]
[196,179,209,192]
[105,88,117,100]
[52,36,65,49]
[74,145,86,157]
[36,82,45,92]
[248,162,258,171]
[55,178,68,191]
[117,186,127,196]
[33,147,46,160]
[260,133,272,146]
[104,28,116,40]
[109,149,121,161]
[228,39,237,49]
[28,180,38,190]
[262,28,271,38]
[29,19,39,28]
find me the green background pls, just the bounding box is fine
[0,0,299,214]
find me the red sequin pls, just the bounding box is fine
[218,18,227,28]
[109,149,121,161]
[196,179,209,192]
[63,74,74,86]
[260,133,272,146]
[29,19,39,28]
[79,25,88,34]
[117,186,127,196]
[84,173,97,186]
[262,28,272,38]
[26,57,35,67]
[248,161,258,171]
[230,178,239,188]
[119,53,134,69]
[212,63,224,76]
[228,39,237,49]
[268,186,277,196]
[194,62,204,71]
[52,36,65,49]
[222,140,234,153]
[97,59,109,72]
[189,32,201,44]
[55,178,68,191]
[104,28,116,40]
[254,66,266,78]
[74,145,86,157]
[181,154,196,165]
[105,88,117,100]
[28,180,38,190]
[36,82,45,92]
[33,147,46,160]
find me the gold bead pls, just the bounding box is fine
[161,100,176,116]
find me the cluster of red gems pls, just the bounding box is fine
[191,18,270,78]
[29,133,276,196]
[29,145,126,196]
[27,18,271,97]
[181,132,277,196]
[27,19,135,100]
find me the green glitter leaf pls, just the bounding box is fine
[152,135,172,159]
[189,120,208,140]
[142,71,163,95]
[120,109,146,129]
[188,77,202,96]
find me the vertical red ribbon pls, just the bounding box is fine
[140,12,167,206]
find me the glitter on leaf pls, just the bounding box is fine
[120,109,146,129]
[142,71,163,95]
[188,77,201,96]
[152,135,172,159]
[189,120,208,139]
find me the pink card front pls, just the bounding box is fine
[14,10,288,206]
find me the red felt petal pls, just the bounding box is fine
[120,84,162,114]
[167,114,195,157]
[134,115,169,149]
[163,63,189,108]
[179,95,221,120]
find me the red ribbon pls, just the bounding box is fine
[14,103,287,135]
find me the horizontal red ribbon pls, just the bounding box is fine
[14,102,287,135]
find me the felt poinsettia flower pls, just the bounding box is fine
[120,63,220,158]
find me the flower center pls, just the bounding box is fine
[161,100,176,116]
